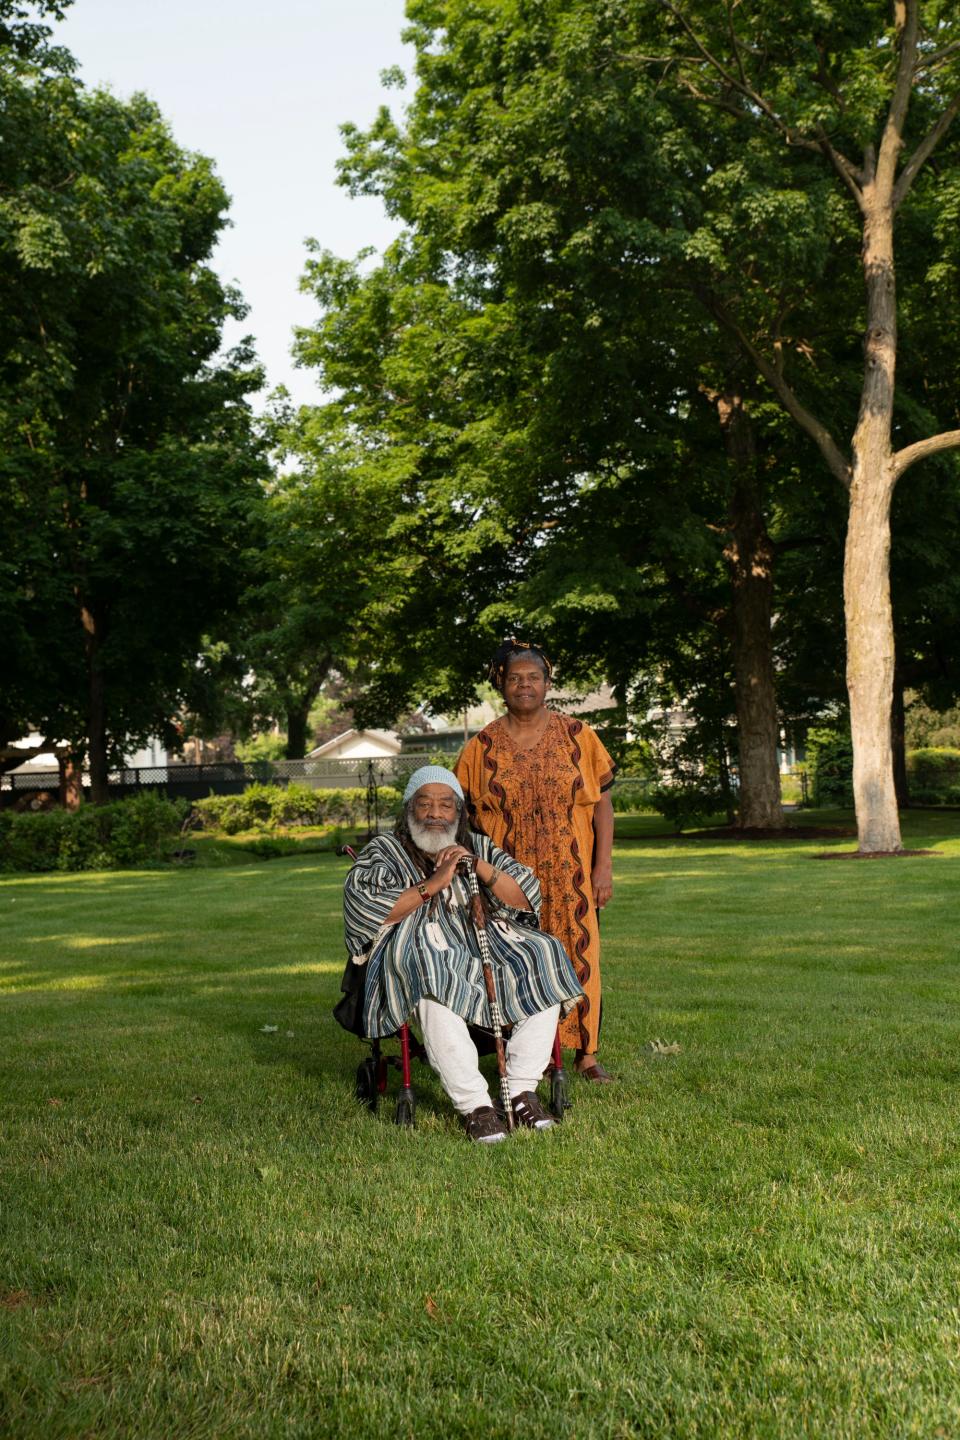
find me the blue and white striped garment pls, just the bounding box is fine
[343,832,584,1038]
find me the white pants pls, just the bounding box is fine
[416,997,560,1115]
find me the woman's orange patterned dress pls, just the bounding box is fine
[455,713,615,1053]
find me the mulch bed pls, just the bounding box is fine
[811,848,942,860]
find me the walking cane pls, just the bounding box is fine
[459,860,515,1132]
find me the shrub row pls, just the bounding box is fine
[907,747,960,798]
[609,779,655,814]
[191,783,402,834]
[795,734,960,808]
[0,793,187,873]
[650,781,729,833]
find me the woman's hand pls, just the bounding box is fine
[592,860,613,911]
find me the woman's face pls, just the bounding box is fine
[502,654,549,715]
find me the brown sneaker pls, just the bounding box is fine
[462,1105,509,1143]
[510,1091,555,1130]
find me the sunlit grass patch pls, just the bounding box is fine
[3,809,960,1437]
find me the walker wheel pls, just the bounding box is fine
[549,1067,573,1121]
[355,1057,379,1112]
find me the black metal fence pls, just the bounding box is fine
[0,755,429,807]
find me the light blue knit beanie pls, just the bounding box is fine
[402,765,465,804]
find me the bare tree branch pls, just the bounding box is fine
[893,90,960,208]
[893,429,960,478]
[698,288,852,490]
[816,127,866,209]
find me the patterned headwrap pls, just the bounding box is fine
[487,634,554,691]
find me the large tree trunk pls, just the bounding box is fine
[283,657,332,760]
[59,752,84,811]
[82,603,110,805]
[845,188,902,852]
[285,699,312,761]
[844,464,900,848]
[717,392,784,829]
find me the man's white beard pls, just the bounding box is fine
[408,816,458,854]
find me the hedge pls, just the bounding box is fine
[649,780,729,833]
[609,779,655,813]
[0,793,187,873]
[907,747,960,799]
[191,783,402,834]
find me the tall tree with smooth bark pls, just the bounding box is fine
[641,0,960,851]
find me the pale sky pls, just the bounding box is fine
[58,0,410,406]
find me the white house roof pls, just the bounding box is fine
[308,728,401,759]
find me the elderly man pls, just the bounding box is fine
[343,765,583,1142]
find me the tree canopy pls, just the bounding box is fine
[1,12,267,797]
[290,0,960,848]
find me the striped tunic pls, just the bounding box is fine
[343,832,584,1039]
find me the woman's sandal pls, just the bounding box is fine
[576,1061,615,1083]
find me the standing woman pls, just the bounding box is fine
[455,637,617,1081]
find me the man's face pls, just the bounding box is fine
[407,783,459,854]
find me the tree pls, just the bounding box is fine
[236,407,404,759]
[333,0,960,851]
[325,1,813,825]
[634,0,960,851]
[1,19,267,800]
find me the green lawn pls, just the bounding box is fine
[3,811,960,1438]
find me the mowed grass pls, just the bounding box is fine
[3,811,960,1439]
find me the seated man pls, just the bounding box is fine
[343,765,583,1142]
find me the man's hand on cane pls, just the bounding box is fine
[431,844,474,889]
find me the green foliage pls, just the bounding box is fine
[807,727,855,808]
[907,748,960,800]
[0,792,186,872]
[608,781,654,815]
[649,781,728,834]
[0,19,266,785]
[315,0,960,855]
[192,784,402,835]
[234,734,288,764]
[904,696,960,751]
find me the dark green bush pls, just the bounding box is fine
[193,793,250,834]
[269,783,323,827]
[0,793,187,873]
[807,727,854,807]
[907,748,960,798]
[610,780,654,813]
[650,781,728,833]
[907,786,944,807]
[2,810,69,871]
[192,784,402,834]
[240,782,276,827]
